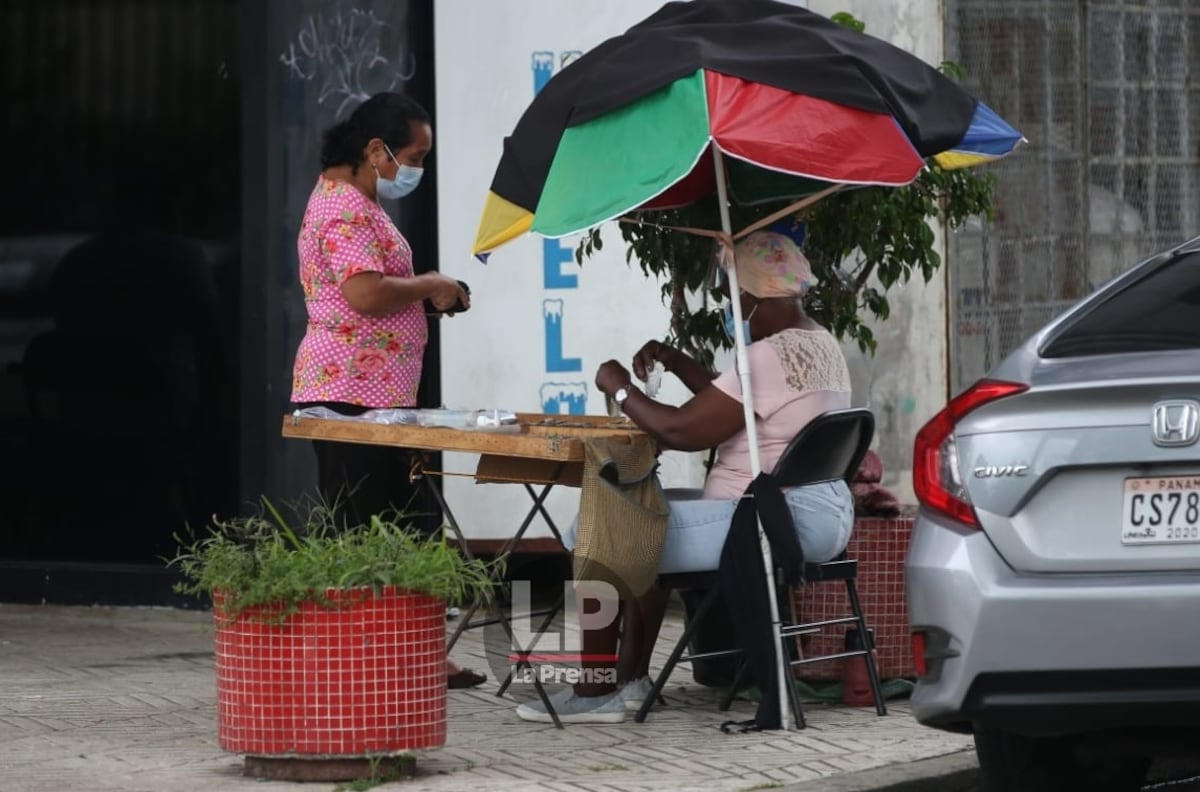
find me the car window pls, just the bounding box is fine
[1041,251,1200,357]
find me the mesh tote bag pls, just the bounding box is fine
[573,436,670,598]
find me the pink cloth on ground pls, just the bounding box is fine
[703,328,852,500]
[290,176,428,407]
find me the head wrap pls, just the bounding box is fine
[732,230,814,298]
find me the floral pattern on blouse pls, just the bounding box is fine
[290,176,427,407]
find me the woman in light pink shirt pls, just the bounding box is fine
[520,231,855,723]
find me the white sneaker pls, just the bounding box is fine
[618,677,654,712]
[515,688,626,724]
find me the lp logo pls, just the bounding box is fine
[508,579,620,663]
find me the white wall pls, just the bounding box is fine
[434,0,706,541]
[434,0,949,539]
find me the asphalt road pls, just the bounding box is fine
[947,775,1200,792]
[871,754,1200,792]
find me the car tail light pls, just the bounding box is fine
[910,631,928,678]
[913,378,1028,529]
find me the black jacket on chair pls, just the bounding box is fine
[717,471,806,731]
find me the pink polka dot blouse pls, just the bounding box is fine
[290,176,427,407]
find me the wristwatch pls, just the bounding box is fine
[613,386,632,409]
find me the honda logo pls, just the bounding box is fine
[1151,400,1200,447]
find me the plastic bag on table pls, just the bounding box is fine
[291,406,518,430]
[417,408,521,430]
[290,406,420,424]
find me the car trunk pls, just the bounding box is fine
[956,352,1200,573]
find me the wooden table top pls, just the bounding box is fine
[281,411,649,463]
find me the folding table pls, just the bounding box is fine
[282,411,650,727]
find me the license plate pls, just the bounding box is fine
[1121,476,1200,545]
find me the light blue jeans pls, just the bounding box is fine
[563,480,855,575]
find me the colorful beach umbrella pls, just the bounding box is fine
[472,0,1023,259]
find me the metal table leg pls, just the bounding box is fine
[410,458,570,725]
[443,477,561,651]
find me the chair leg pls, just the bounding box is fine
[780,630,807,729]
[718,658,750,712]
[635,586,720,723]
[844,578,887,716]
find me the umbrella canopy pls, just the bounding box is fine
[473,0,1023,258]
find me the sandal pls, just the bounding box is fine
[447,667,487,689]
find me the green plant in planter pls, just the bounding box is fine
[574,13,998,366]
[171,496,496,620]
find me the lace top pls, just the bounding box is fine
[704,327,852,499]
[764,329,852,394]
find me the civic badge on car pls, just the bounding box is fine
[1151,400,1200,447]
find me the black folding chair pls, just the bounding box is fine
[634,408,888,728]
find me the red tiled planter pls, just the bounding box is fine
[793,515,915,681]
[213,586,446,757]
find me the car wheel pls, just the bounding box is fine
[974,729,1149,792]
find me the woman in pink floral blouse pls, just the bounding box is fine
[290,93,482,687]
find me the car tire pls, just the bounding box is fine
[974,729,1149,792]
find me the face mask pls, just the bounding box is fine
[722,300,754,343]
[375,145,424,200]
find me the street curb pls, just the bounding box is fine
[775,749,979,792]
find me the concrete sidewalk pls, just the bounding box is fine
[0,602,972,792]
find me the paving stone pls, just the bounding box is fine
[0,602,972,792]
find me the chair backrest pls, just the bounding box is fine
[771,408,875,488]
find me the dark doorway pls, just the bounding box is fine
[0,1,242,569]
[0,0,441,605]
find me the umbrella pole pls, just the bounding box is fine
[711,145,791,731]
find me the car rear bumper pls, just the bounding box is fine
[957,668,1200,736]
[905,508,1200,735]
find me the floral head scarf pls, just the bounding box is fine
[732,230,814,298]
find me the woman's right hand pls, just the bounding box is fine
[631,340,678,381]
[426,273,470,312]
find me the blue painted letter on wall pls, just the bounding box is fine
[543,238,576,289]
[543,299,581,373]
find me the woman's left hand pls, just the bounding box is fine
[595,360,632,396]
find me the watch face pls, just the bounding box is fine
[605,390,625,417]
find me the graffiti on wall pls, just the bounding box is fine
[280,5,417,117]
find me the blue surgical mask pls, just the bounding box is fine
[375,145,424,200]
[722,300,753,343]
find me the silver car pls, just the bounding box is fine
[907,235,1200,792]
